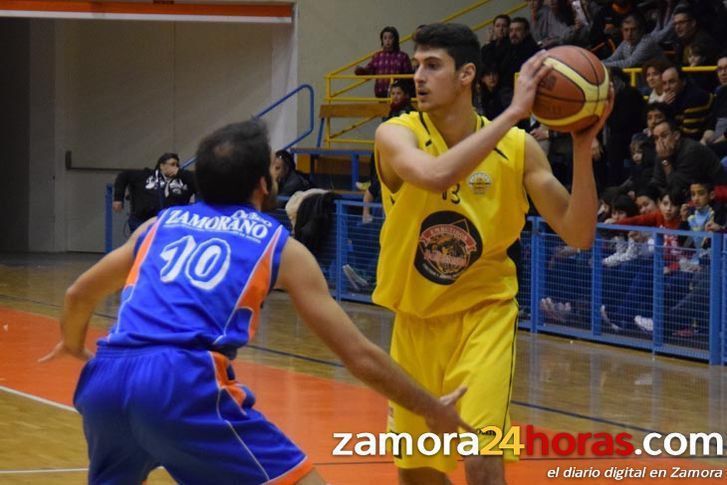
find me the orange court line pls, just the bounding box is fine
[0,1,293,18]
[0,305,724,484]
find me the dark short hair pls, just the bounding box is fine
[414,23,481,78]
[390,78,414,97]
[663,65,686,81]
[493,14,511,25]
[380,26,401,51]
[194,119,272,205]
[672,5,695,21]
[156,152,179,169]
[274,149,295,172]
[655,117,680,133]
[661,185,686,206]
[510,17,530,31]
[612,194,639,217]
[690,179,715,192]
[636,185,660,202]
[621,13,643,32]
[481,62,499,75]
[641,57,672,80]
[646,101,671,117]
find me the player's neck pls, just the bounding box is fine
[426,99,478,147]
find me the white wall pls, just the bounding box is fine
[17,0,525,252]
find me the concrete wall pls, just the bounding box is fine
[10,0,524,252]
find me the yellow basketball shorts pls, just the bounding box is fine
[387,299,518,473]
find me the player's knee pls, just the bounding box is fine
[464,455,506,485]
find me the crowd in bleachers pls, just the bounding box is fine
[279,2,727,347]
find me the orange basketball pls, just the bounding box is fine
[532,45,610,132]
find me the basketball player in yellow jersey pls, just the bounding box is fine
[374,24,613,485]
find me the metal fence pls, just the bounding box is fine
[108,194,726,364]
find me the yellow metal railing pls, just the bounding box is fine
[321,0,528,146]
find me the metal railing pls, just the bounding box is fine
[322,0,527,146]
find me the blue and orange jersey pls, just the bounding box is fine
[100,202,289,357]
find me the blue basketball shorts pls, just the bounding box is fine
[74,346,311,484]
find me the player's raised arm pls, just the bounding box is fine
[39,219,156,362]
[523,88,614,249]
[375,50,552,193]
[276,238,473,435]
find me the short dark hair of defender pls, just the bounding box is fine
[194,119,272,205]
[380,26,401,52]
[413,23,482,82]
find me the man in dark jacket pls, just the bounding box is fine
[650,118,725,194]
[113,152,196,231]
[499,17,539,88]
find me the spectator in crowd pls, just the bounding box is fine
[686,41,719,93]
[661,66,713,139]
[635,185,659,215]
[650,118,724,194]
[605,67,646,186]
[355,26,413,98]
[672,5,719,67]
[531,0,587,48]
[603,14,663,69]
[480,14,511,66]
[641,58,672,103]
[666,179,726,337]
[588,0,645,59]
[500,17,539,88]
[386,79,415,119]
[644,101,670,137]
[479,62,512,120]
[679,0,727,46]
[619,132,655,197]
[614,187,691,334]
[113,152,196,232]
[272,149,313,199]
[700,53,727,158]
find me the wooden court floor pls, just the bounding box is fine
[1,252,726,484]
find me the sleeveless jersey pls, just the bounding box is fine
[372,111,528,318]
[100,202,289,357]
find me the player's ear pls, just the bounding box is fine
[258,175,270,196]
[459,62,476,86]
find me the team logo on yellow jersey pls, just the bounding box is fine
[467,172,492,195]
[415,211,483,285]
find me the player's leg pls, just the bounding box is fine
[464,455,506,485]
[74,356,160,484]
[388,312,460,481]
[450,299,519,485]
[398,467,452,484]
[129,349,316,484]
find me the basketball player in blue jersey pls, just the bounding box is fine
[41,120,471,484]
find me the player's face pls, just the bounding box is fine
[690,184,711,210]
[159,157,180,178]
[717,57,727,86]
[413,48,464,112]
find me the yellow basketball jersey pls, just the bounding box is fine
[372,111,529,318]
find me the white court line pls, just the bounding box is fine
[0,385,77,413]
[0,468,87,475]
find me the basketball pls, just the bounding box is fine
[532,45,610,132]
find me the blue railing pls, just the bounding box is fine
[269,199,727,365]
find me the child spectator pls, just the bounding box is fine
[386,79,415,119]
[643,102,670,138]
[664,179,726,337]
[479,63,512,119]
[619,132,655,197]
[355,26,413,98]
